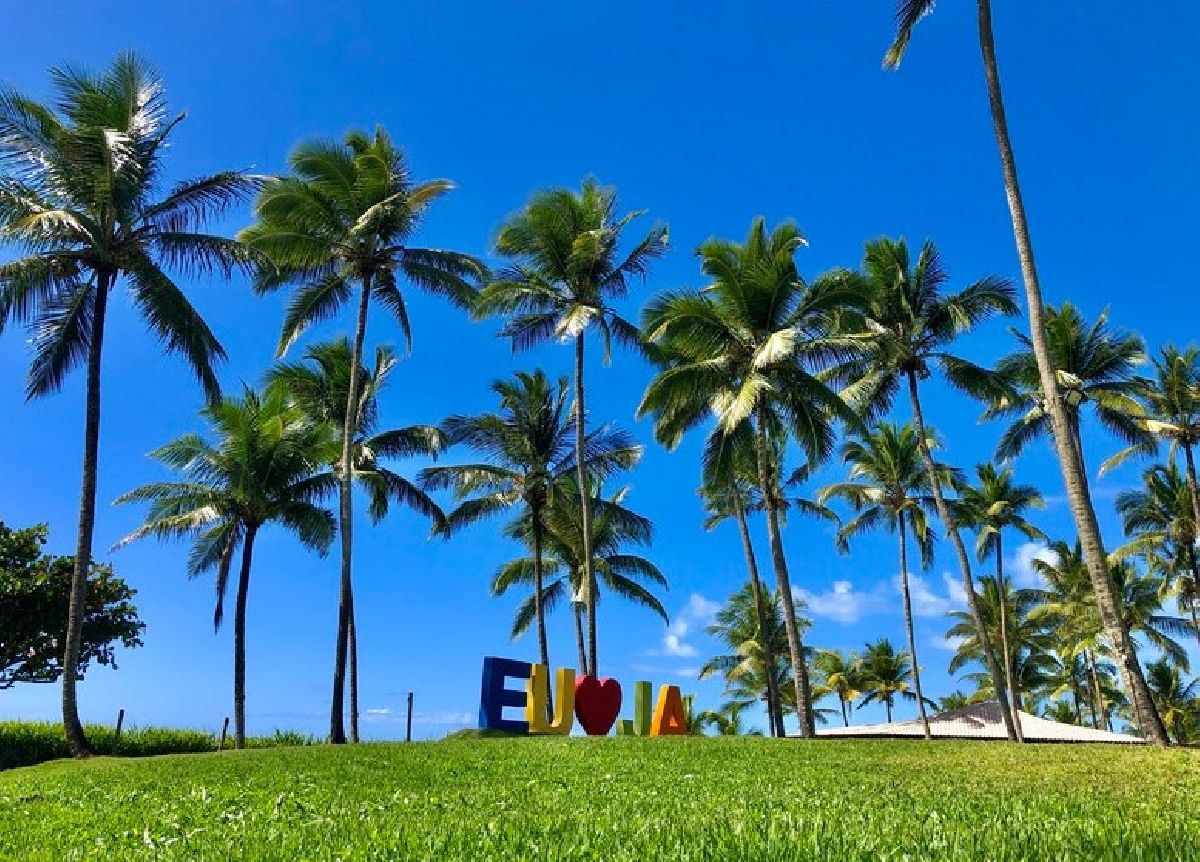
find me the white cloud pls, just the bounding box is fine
[795,580,889,624]
[649,593,720,657]
[931,633,966,653]
[1008,542,1058,588]
[363,707,472,726]
[902,573,956,617]
[661,633,697,657]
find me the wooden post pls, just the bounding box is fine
[218,716,230,751]
[114,709,125,751]
[406,692,414,742]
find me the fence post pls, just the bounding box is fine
[218,716,230,751]
[114,709,125,752]
[406,692,414,742]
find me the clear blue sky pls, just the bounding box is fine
[2,2,1197,738]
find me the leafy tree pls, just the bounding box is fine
[0,53,257,754]
[476,178,667,676]
[239,127,484,744]
[640,217,860,737]
[828,236,1020,740]
[858,638,932,723]
[938,691,985,712]
[267,338,446,742]
[812,649,866,727]
[421,370,640,682]
[0,522,143,689]
[883,0,1170,746]
[1144,658,1199,744]
[951,464,1046,736]
[693,700,760,736]
[1041,699,1080,726]
[115,386,337,748]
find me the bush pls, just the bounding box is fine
[0,721,317,770]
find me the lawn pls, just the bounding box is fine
[1,737,1197,861]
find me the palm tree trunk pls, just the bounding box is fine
[530,503,553,719]
[994,534,1024,740]
[234,524,259,749]
[331,277,372,745]
[1182,443,1200,537]
[752,405,814,737]
[573,334,598,676]
[1085,650,1107,731]
[61,273,113,758]
[733,492,785,738]
[897,511,931,740]
[840,696,849,728]
[349,588,359,743]
[885,699,892,723]
[905,371,1018,741]
[975,0,1168,745]
[573,604,588,676]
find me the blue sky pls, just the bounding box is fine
[2,2,1198,738]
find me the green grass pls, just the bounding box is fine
[1,738,1197,861]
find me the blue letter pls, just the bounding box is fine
[478,656,532,733]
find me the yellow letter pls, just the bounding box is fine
[526,665,575,735]
[650,684,687,736]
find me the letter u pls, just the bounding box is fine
[526,665,575,735]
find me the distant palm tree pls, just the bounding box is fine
[640,218,861,737]
[828,237,1019,739]
[1041,699,1079,726]
[494,481,668,671]
[477,179,667,677]
[420,370,641,679]
[267,338,446,742]
[239,127,485,744]
[694,700,760,736]
[951,464,1046,736]
[820,421,953,739]
[858,639,932,723]
[0,54,259,754]
[1144,658,1200,744]
[812,649,866,727]
[938,691,983,712]
[883,0,1171,746]
[114,386,336,748]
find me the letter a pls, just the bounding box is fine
[526,665,575,735]
[650,684,687,736]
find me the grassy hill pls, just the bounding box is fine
[2,737,1197,861]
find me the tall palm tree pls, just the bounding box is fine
[819,421,951,739]
[884,0,1171,746]
[951,464,1046,736]
[476,179,667,676]
[812,649,865,728]
[1143,658,1200,744]
[0,54,258,754]
[239,127,485,744]
[420,370,641,679]
[1115,461,1200,642]
[984,303,1147,468]
[1104,345,1200,531]
[639,218,861,737]
[828,236,1021,740]
[858,639,930,723]
[114,386,336,748]
[494,480,668,671]
[266,338,446,742]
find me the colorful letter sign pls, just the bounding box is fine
[574,675,622,736]
[478,656,531,733]
[526,665,575,735]
[650,684,687,736]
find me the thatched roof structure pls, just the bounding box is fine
[813,702,1143,744]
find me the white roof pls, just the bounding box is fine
[812,702,1143,744]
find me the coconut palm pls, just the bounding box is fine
[114,386,336,748]
[420,370,641,680]
[695,700,760,736]
[883,0,1170,746]
[858,639,932,723]
[819,421,953,739]
[951,464,1046,736]
[1115,461,1200,641]
[0,54,259,754]
[984,304,1147,469]
[1042,699,1080,726]
[812,649,866,727]
[827,236,1020,740]
[266,338,446,742]
[239,127,485,744]
[476,179,667,677]
[639,218,862,737]
[1144,658,1200,744]
[494,481,668,671]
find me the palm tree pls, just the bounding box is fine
[985,303,1147,468]
[829,236,1020,740]
[266,338,446,742]
[420,370,641,681]
[883,0,1171,746]
[694,700,760,736]
[1115,462,1200,641]
[639,218,861,737]
[494,480,668,671]
[1104,345,1200,531]
[951,464,1046,736]
[858,639,931,723]
[114,386,336,748]
[1042,699,1080,726]
[0,54,258,754]
[819,421,951,739]
[1144,658,1200,744]
[812,649,865,727]
[476,179,666,677]
[239,127,485,744]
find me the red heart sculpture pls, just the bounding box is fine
[574,675,622,736]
